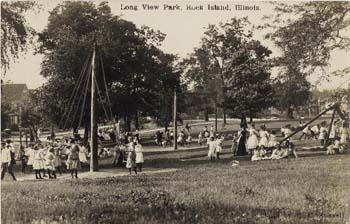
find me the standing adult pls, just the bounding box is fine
[1,143,16,181]
[236,126,248,156]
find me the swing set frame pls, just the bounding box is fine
[279,102,348,149]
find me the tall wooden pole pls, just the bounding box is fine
[90,47,98,172]
[173,89,177,150]
[215,103,218,132]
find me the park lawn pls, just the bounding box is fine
[2,148,350,224]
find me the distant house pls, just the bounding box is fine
[1,83,31,130]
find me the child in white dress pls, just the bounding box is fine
[326,143,335,155]
[126,142,137,175]
[198,132,203,146]
[259,125,269,147]
[26,144,34,171]
[215,135,224,159]
[208,137,217,161]
[246,124,259,155]
[78,143,88,165]
[340,123,349,144]
[319,124,328,146]
[270,145,282,160]
[134,138,144,172]
[45,148,56,179]
[67,145,80,178]
[33,146,44,179]
[251,147,262,161]
[54,147,62,175]
[231,133,238,156]
[268,130,278,148]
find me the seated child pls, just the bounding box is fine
[334,137,341,153]
[260,146,268,160]
[251,147,262,161]
[287,142,298,158]
[270,145,282,160]
[339,145,347,154]
[326,143,335,155]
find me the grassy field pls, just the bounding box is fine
[2,142,350,224]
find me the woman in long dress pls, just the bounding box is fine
[246,123,259,155]
[236,127,248,156]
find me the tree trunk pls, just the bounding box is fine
[223,106,227,124]
[287,107,294,119]
[215,104,218,132]
[126,115,131,132]
[135,110,139,130]
[204,107,209,121]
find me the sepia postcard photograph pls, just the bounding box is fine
[1,0,350,223]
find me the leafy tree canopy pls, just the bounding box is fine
[37,2,180,130]
[1,1,38,75]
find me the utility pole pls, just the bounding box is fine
[90,47,98,172]
[215,103,218,132]
[173,89,177,150]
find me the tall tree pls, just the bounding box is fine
[264,1,350,78]
[37,2,180,131]
[183,18,275,122]
[260,2,350,117]
[273,67,311,118]
[1,2,38,75]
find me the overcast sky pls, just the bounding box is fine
[3,0,350,90]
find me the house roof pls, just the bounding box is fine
[1,84,29,103]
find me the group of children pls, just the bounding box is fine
[124,136,144,175]
[244,124,278,155]
[21,139,87,179]
[251,142,298,161]
[207,134,225,161]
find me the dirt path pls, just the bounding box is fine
[12,168,179,182]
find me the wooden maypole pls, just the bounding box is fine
[173,89,177,150]
[90,47,98,172]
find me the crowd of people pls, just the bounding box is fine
[2,118,349,180]
[228,123,298,161]
[1,128,146,180]
[214,119,349,161]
